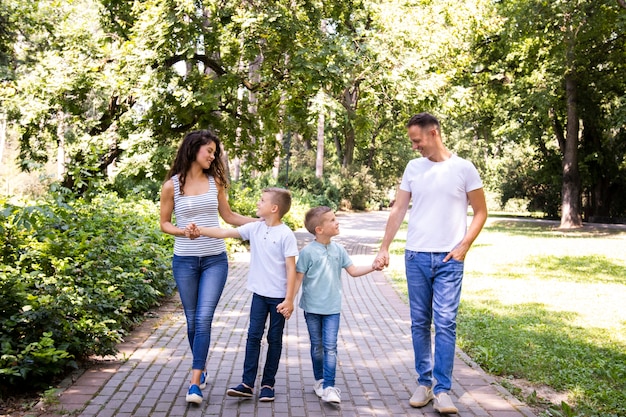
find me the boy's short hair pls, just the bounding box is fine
[304,206,332,235]
[263,187,292,218]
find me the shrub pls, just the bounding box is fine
[335,166,385,211]
[0,194,173,391]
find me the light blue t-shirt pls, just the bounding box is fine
[296,240,353,314]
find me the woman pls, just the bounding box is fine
[159,130,256,404]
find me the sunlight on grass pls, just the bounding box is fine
[384,216,626,417]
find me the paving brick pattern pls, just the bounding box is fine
[44,211,536,417]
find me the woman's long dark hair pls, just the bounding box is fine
[166,130,229,194]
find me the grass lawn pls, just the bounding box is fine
[386,217,626,417]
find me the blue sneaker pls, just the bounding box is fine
[186,384,203,404]
[200,371,208,389]
[259,385,275,402]
[227,383,253,398]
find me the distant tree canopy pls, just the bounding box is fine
[1,0,625,225]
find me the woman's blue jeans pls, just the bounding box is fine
[242,293,286,388]
[405,250,464,395]
[304,312,340,389]
[173,252,228,371]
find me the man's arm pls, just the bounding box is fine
[444,187,488,262]
[374,189,411,268]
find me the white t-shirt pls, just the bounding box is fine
[399,154,483,252]
[237,221,299,298]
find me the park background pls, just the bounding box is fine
[1,1,625,416]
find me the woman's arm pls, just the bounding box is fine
[216,183,258,226]
[159,180,186,237]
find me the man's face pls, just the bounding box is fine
[407,125,436,158]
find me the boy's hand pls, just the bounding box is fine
[277,300,294,320]
[184,223,200,239]
[372,256,386,270]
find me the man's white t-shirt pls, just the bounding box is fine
[399,154,483,252]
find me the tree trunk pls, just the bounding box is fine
[560,73,583,228]
[343,124,355,168]
[339,84,359,168]
[316,112,324,178]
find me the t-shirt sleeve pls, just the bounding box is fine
[339,244,353,269]
[465,161,483,192]
[399,162,412,192]
[283,230,299,257]
[296,247,310,273]
[236,222,254,241]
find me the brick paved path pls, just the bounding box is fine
[45,211,536,417]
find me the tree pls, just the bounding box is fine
[462,0,626,226]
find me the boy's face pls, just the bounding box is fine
[317,211,340,237]
[256,192,277,218]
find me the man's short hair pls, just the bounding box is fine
[263,187,292,218]
[407,112,440,133]
[304,206,332,235]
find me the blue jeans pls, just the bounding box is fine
[173,252,228,370]
[405,250,464,395]
[242,293,286,388]
[304,312,340,389]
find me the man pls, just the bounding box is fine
[374,112,487,414]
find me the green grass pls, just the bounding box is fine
[385,217,626,417]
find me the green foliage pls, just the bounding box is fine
[458,301,626,417]
[0,194,173,390]
[336,166,386,211]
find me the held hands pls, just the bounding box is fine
[184,223,200,239]
[373,250,389,270]
[276,300,294,320]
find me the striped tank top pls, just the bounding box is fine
[172,174,226,256]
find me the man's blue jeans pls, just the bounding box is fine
[405,250,464,395]
[242,293,286,388]
[172,252,229,371]
[304,312,340,389]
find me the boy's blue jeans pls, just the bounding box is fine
[405,250,464,395]
[172,252,229,370]
[304,312,340,389]
[242,293,286,388]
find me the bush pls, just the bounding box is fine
[336,166,385,211]
[0,194,174,391]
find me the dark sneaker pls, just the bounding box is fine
[227,383,253,398]
[186,384,203,404]
[199,371,208,389]
[433,392,458,414]
[259,386,275,402]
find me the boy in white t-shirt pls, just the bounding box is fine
[188,187,298,402]
[291,206,380,404]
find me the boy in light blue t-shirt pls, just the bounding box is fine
[293,206,381,405]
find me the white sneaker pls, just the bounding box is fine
[433,392,458,414]
[321,386,341,404]
[313,379,324,398]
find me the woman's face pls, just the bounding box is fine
[195,141,217,169]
